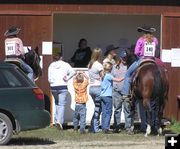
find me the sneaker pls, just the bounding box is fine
[94,129,101,133]
[113,128,120,133]
[80,130,86,134]
[55,123,63,130]
[103,129,110,134]
[88,128,101,133]
[126,129,134,135]
[74,127,78,132]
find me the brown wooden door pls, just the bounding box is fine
[0,12,53,96]
[162,14,180,121]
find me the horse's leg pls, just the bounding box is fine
[157,115,162,136]
[129,98,136,132]
[145,111,152,137]
[150,99,158,135]
[157,100,164,136]
[139,99,147,132]
[143,99,152,137]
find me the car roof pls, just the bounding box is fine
[0,61,36,87]
[0,61,17,68]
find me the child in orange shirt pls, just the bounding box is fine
[73,71,89,133]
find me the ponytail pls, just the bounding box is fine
[144,33,154,43]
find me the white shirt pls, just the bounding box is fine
[88,61,103,86]
[48,60,75,87]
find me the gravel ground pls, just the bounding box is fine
[0,126,166,149]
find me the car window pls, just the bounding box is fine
[0,68,31,88]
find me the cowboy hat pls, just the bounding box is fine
[137,25,156,33]
[104,44,119,56]
[4,26,21,37]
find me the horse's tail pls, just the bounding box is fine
[153,64,168,110]
[152,65,163,98]
[159,67,169,101]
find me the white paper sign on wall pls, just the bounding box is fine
[42,41,52,55]
[171,48,180,67]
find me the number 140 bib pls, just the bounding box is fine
[144,42,155,57]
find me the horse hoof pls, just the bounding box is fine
[130,125,134,131]
[157,128,162,135]
[144,134,148,137]
[146,125,151,135]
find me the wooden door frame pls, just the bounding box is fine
[0,10,51,15]
[161,13,180,121]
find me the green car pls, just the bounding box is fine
[0,62,50,145]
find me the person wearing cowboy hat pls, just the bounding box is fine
[4,26,24,57]
[120,25,159,97]
[4,26,34,82]
[103,44,119,65]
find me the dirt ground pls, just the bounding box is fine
[0,137,165,149]
[0,126,166,149]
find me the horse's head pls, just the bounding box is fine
[25,47,42,80]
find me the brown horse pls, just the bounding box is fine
[131,60,169,136]
[121,48,169,136]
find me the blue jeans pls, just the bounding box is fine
[51,89,68,124]
[113,90,132,130]
[19,59,34,82]
[73,104,86,132]
[121,59,140,95]
[89,86,101,132]
[101,96,113,130]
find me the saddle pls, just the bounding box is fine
[132,58,156,90]
[4,57,23,68]
[139,58,156,67]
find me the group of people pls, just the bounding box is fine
[3,24,162,134]
[48,25,163,134]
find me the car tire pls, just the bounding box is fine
[0,113,13,145]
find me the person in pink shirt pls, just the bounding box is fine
[4,26,34,81]
[134,27,158,58]
[121,25,159,97]
[5,28,25,57]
